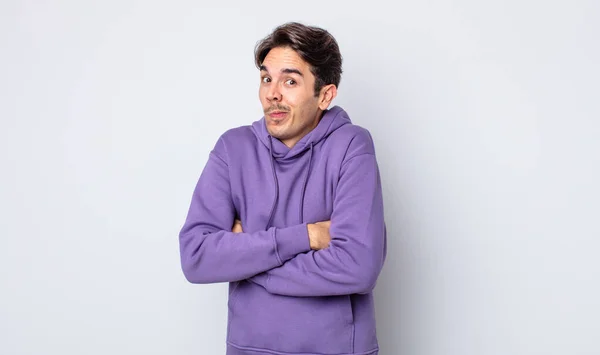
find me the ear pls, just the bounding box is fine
[318,84,338,110]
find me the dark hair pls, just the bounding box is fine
[254,22,343,96]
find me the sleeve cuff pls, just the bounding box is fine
[274,223,311,263]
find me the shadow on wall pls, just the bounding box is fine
[343,74,419,354]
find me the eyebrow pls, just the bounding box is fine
[260,65,304,77]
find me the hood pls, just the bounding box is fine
[251,105,351,160]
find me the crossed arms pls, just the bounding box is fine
[178,135,386,297]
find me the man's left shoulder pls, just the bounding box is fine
[329,123,377,159]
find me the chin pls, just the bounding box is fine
[267,123,292,138]
[268,131,287,140]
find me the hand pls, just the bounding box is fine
[232,219,243,233]
[307,220,331,250]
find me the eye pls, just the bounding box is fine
[285,79,296,85]
[261,77,271,83]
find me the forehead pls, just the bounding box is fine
[262,46,310,71]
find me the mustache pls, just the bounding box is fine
[265,105,290,114]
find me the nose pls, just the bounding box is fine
[267,85,282,102]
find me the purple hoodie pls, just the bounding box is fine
[179,106,387,355]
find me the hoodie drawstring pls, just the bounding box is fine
[265,137,279,230]
[298,143,314,223]
[266,139,313,228]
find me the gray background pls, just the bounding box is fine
[1,1,599,354]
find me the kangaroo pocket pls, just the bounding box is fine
[228,280,354,354]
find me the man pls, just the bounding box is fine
[179,22,387,355]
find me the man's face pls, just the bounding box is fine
[259,46,324,148]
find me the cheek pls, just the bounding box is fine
[283,92,301,108]
[258,87,266,100]
[259,94,271,108]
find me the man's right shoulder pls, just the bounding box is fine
[211,125,258,159]
[220,125,257,145]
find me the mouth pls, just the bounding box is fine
[268,111,289,119]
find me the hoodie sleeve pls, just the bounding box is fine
[179,136,311,284]
[247,148,387,297]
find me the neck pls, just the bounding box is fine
[281,110,324,148]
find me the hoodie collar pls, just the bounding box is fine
[252,105,351,160]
